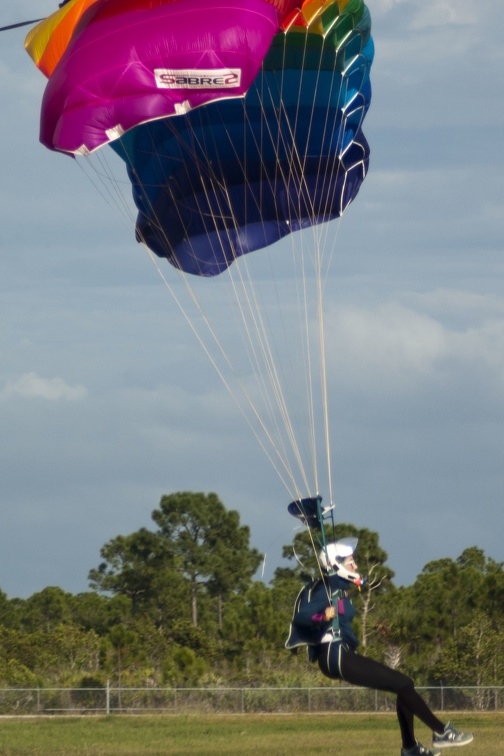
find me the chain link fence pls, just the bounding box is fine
[0,685,502,715]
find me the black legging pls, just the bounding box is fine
[317,643,445,750]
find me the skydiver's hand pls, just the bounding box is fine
[323,606,335,622]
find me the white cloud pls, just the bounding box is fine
[408,0,477,29]
[2,372,87,401]
[326,300,504,393]
[373,0,403,13]
[372,0,491,76]
[409,289,504,317]
[374,0,478,28]
[329,303,445,383]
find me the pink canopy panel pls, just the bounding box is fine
[37,0,297,154]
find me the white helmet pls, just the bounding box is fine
[319,538,362,585]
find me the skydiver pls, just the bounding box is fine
[286,538,474,756]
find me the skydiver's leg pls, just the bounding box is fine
[317,643,417,745]
[396,696,416,751]
[337,647,446,749]
[316,640,343,680]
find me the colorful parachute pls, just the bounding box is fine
[26,0,375,508]
[26,0,373,276]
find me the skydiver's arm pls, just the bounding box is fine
[294,597,334,629]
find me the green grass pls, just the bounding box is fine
[0,713,501,755]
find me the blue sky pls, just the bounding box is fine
[1,1,503,599]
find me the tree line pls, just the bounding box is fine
[0,491,502,690]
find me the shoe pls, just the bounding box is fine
[433,722,474,748]
[401,744,441,756]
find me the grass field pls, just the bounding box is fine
[0,713,502,755]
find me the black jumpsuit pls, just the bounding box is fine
[287,573,445,750]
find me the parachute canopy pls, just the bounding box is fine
[27,0,373,275]
[25,0,375,508]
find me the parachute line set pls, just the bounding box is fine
[23,0,373,569]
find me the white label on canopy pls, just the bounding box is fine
[154,68,242,89]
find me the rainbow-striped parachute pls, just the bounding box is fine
[26,0,373,277]
[26,1,375,514]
